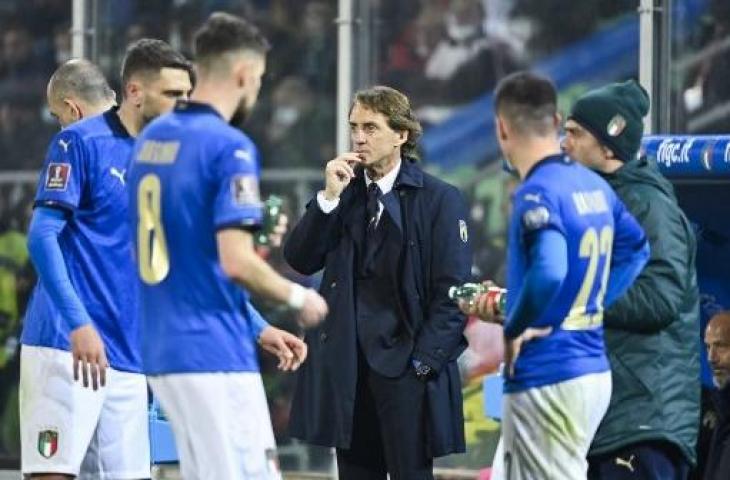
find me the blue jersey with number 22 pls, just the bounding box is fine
[504,155,647,393]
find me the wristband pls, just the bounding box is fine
[287,283,307,309]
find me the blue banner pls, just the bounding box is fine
[642,135,730,178]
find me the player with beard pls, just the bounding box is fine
[20,41,192,479]
[128,13,328,480]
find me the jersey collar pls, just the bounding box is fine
[103,107,131,138]
[174,100,224,119]
[524,154,572,180]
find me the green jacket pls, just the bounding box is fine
[589,157,700,464]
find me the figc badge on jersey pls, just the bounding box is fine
[38,429,58,458]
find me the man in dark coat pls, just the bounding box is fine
[284,85,472,479]
[703,311,730,480]
[564,80,701,479]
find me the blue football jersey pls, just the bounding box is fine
[504,154,646,393]
[22,109,140,372]
[129,101,264,375]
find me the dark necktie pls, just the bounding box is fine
[366,182,382,232]
[363,183,382,270]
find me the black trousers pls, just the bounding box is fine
[336,351,433,480]
[588,440,690,480]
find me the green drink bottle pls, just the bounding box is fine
[255,195,284,246]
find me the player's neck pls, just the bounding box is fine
[191,83,237,122]
[117,101,143,137]
[513,137,562,179]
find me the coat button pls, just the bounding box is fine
[330,281,337,288]
[320,332,328,343]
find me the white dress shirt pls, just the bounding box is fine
[317,160,402,227]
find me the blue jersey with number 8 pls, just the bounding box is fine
[129,101,263,375]
[505,155,647,392]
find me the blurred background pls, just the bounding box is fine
[0,0,729,477]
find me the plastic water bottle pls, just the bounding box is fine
[448,282,507,313]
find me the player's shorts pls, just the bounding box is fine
[491,370,612,480]
[19,345,150,479]
[148,371,281,480]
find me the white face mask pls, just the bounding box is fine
[272,106,300,128]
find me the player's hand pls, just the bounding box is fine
[267,213,289,248]
[323,153,361,200]
[297,289,328,328]
[258,326,308,371]
[503,327,552,378]
[458,281,504,324]
[70,324,108,390]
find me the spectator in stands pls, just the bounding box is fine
[0,81,50,170]
[292,1,336,93]
[703,311,730,480]
[0,23,52,83]
[564,80,701,480]
[261,75,334,168]
[421,0,520,105]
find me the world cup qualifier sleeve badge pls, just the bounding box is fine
[38,429,59,458]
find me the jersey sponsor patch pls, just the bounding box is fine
[231,174,260,206]
[45,163,71,191]
[522,205,550,231]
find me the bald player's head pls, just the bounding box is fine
[47,58,116,127]
[706,311,730,389]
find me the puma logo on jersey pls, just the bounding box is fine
[110,167,126,185]
[524,193,541,203]
[58,138,71,153]
[615,454,636,472]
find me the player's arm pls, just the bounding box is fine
[218,228,327,328]
[27,207,107,389]
[503,229,567,338]
[411,186,472,376]
[31,130,107,389]
[603,195,660,332]
[214,142,327,329]
[285,154,358,275]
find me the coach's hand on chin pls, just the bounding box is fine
[70,324,109,390]
[258,326,308,371]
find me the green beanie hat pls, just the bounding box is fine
[569,80,650,162]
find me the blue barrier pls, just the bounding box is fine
[149,399,178,464]
[643,135,730,178]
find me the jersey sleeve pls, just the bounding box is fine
[34,130,87,212]
[513,185,565,240]
[213,139,264,230]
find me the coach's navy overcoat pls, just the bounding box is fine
[284,158,472,457]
